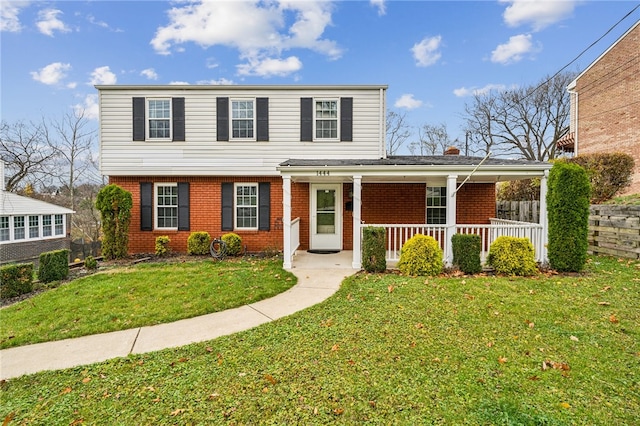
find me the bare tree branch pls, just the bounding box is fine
[386,110,412,155]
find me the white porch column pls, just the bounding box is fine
[538,170,549,264]
[352,175,362,269]
[445,175,458,266]
[282,175,293,270]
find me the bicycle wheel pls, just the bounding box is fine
[210,239,227,260]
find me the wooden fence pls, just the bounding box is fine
[496,200,539,223]
[588,205,640,259]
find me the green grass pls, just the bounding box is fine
[1,256,639,425]
[0,258,296,349]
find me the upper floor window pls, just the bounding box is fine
[148,99,171,139]
[315,100,338,140]
[231,100,255,139]
[426,187,447,224]
[156,183,178,229]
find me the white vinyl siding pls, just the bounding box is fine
[98,86,386,176]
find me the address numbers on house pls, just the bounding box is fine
[316,170,330,176]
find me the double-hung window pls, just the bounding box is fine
[235,184,258,229]
[54,214,64,235]
[29,215,39,238]
[231,100,254,139]
[426,187,447,224]
[14,216,25,240]
[315,100,338,140]
[156,183,178,229]
[0,217,9,241]
[148,99,171,139]
[43,215,52,237]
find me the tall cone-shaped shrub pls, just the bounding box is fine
[546,162,590,272]
[96,184,133,260]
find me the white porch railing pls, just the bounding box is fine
[364,219,544,264]
[291,217,301,254]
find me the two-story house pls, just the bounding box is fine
[97,85,551,269]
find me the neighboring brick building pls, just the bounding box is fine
[97,85,551,269]
[558,20,640,195]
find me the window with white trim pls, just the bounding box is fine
[315,100,338,139]
[231,100,255,139]
[43,215,52,237]
[426,187,447,225]
[14,216,25,240]
[29,215,39,238]
[148,99,171,139]
[235,184,258,229]
[0,217,9,241]
[54,214,64,236]
[155,184,178,229]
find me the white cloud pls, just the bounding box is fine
[491,34,534,64]
[89,66,117,85]
[411,35,442,67]
[30,62,71,85]
[37,8,71,37]
[500,0,576,31]
[141,68,159,80]
[74,94,99,120]
[394,94,423,110]
[1,1,28,32]
[237,56,302,77]
[370,0,386,16]
[169,81,191,85]
[150,1,341,78]
[197,78,235,85]
[453,83,511,97]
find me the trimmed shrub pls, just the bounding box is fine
[95,184,132,259]
[84,255,98,271]
[397,234,443,276]
[155,235,171,256]
[565,152,634,203]
[222,233,242,256]
[362,226,386,273]
[187,231,211,255]
[0,263,34,299]
[38,249,70,283]
[547,162,590,272]
[452,234,482,274]
[487,236,537,276]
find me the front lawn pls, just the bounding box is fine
[1,255,638,424]
[0,258,296,349]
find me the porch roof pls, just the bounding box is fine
[278,155,551,183]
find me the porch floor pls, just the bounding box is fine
[291,250,354,270]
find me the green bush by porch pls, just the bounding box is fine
[452,233,482,274]
[362,226,386,273]
[397,234,443,276]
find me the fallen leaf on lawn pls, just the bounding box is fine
[487,341,494,348]
[206,346,213,353]
[598,302,610,306]
[70,419,84,425]
[217,354,224,366]
[3,413,15,426]
[388,285,395,293]
[331,344,340,352]
[415,322,424,329]
[208,393,220,400]
[560,402,571,409]
[570,336,579,342]
[498,357,507,364]
[61,387,72,394]
[464,293,474,300]
[609,314,619,323]
[524,320,534,328]
[333,408,344,415]
[528,375,540,381]
[262,387,269,393]
[601,286,611,292]
[264,374,277,385]
[170,408,185,416]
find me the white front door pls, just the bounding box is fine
[310,184,342,250]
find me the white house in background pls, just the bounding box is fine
[0,163,75,266]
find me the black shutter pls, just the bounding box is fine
[340,97,353,142]
[300,97,313,141]
[172,97,185,141]
[177,182,190,231]
[221,182,234,231]
[256,97,269,141]
[217,97,229,141]
[133,97,145,141]
[258,182,270,231]
[140,182,153,231]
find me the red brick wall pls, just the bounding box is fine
[456,183,496,224]
[361,183,427,224]
[576,24,640,195]
[109,176,283,254]
[291,182,310,250]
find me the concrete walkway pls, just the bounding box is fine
[0,252,355,380]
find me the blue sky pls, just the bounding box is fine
[2,0,639,155]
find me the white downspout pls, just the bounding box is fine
[568,88,579,156]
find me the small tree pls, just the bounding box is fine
[95,184,132,259]
[547,162,590,272]
[565,153,634,203]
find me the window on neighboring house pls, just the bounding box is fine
[29,215,39,238]
[426,187,447,224]
[54,214,64,236]
[0,216,9,241]
[231,100,254,139]
[14,216,25,240]
[43,215,52,237]
[315,100,338,139]
[156,184,178,229]
[235,184,258,229]
[148,99,171,139]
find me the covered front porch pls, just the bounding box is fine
[278,155,552,271]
